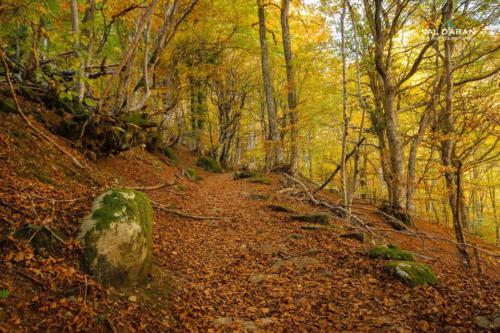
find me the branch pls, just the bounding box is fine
[454,67,499,86]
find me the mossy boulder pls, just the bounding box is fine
[384,261,437,287]
[249,176,272,185]
[78,189,153,287]
[196,156,223,173]
[368,245,414,261]
[290,212,331,225]
[234,171,261,180]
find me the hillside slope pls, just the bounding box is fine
[0,110,499,332]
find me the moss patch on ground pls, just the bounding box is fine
[184,168,201,181]
[384,261,437,287]
[368,245,414,261]
[249,176,272,185]
[161,147,178,164]
[196,156,223,173]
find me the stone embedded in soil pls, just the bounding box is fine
[340,232,365,242]
[384,261,436,287]
[290,212,331,225]
[268,204,296,213]
[78,188,153,287]
[290,233,305,239]
[301,225,324,231]
[474,314,500,330]
[368,245,414,261]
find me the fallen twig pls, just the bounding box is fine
[0,264,48,289]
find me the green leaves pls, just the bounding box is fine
[0,289,9,299]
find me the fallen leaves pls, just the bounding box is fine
[0,112,498,332]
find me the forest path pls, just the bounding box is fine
[142,170,498,332]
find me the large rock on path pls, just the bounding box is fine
[78,188,153,287]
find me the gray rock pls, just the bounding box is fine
[78,189,153,287]
[474,314,500,330]
[474,316,491,330]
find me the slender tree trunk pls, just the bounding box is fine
[70,0,86,101]
[347,0,367,208]
[280,0,298,175]
[439,0,470,267]
[257,0,281,169]
[339,0,351,219]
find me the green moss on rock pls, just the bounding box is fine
[290,212,331,225]
[196,156,223,173]
[368,245,414,261]
[79,189,153,287]
[384,261,437,287]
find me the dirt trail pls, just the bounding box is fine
[144,172,498,332]
[0,108,497,331]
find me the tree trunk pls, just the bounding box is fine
[439,0,470,267]
[340,0,349,215]
[70,0,86,101]
[280,0,298,174]
[257,0,281,169]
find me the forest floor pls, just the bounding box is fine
[0,108,499,332]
